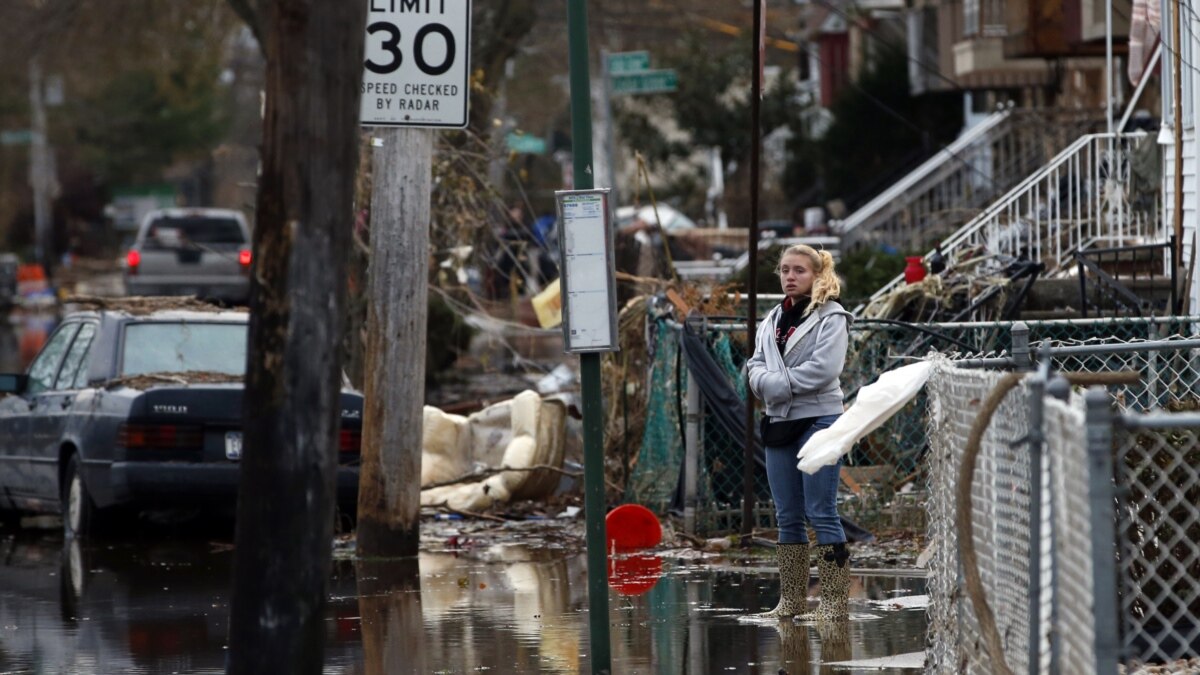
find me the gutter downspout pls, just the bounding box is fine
[1173,0,1184,264]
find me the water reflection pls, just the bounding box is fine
[0,532,926,674]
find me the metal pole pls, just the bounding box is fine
[601,49,618,206]
[685,350,701,535]
[1084,387,1119,675]
[742,0,764,543]
[1105,0,1113,135]
[565,2,611,672]
[1046,372,1070,674]
[1026,359,1049,674]
[28,59,52,272]
[1173,0,1184,264]
[1011,321,1032,370]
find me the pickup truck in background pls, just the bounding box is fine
[123,208,253,304]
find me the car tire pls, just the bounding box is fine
[63,455,100,539]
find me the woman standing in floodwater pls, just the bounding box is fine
[745,243,853,622]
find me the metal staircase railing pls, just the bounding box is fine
[859,132,1162,315]
[834,108,1104,253]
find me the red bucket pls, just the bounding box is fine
[605,504,662,551]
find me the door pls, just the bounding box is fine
[1,323,79,506]
[30,322,97,501]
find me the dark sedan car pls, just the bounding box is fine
[0,307,362,537]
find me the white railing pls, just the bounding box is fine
[835,108,1103,253]
[860,132,1161,314]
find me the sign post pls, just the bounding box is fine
[356,0,471,559]
[566,2,614,673]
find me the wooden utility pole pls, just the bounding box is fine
[356,128,432,557]
[226,0,367,672]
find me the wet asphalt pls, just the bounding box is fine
[0,525,927,674]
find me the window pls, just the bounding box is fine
[26,324,80,395]
[963,0,980,38]
[121,322,247,377]
[141,216,246,250]
[55,323,97,390]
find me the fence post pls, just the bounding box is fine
[1044,371,1069,674]
[1012,321,1032,370]
[1026,363,1047,675]
[1047,374,1071,402]
[684,359,701,536]
[1084,387,1120,675]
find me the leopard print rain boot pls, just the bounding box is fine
[796,542,849,622]
[754,542,810,620]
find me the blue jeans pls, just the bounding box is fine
[765,414,845,545]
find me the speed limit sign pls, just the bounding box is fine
[360,0,472,128]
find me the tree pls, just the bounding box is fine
[0,0,243,255]
[225,0,367,673]
[786,51,962,208]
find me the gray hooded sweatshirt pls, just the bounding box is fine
[746,299,853,421]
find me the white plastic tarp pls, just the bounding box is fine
[796,361,933,474]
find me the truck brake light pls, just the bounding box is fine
[238,249,252,267]
[126,250,140,274]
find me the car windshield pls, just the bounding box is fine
[142,216,245,248]
[121,322,247,376]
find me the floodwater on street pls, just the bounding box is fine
[0,528,927,674]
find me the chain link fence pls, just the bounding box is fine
[1115,414,1200,670]
[925,338,1200,674]
[630,312,1200,537]
[925,363,1044,674]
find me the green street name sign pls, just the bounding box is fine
[0,130,34,146]
[506,132,547,155]
[610,69,678,96]
[607,51,650,75]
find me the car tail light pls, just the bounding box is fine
[126,250,140,275]
[339,429,361,454]
[239,249,252,267]
[117,423,203,450]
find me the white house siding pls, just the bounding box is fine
[1163,136,1199,310]
[1161,0,1200,311]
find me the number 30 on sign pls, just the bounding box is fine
[360,0,472,129]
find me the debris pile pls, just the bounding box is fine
[421,390,567,511]
[65,295,239,315]
[859,245,1042,323]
